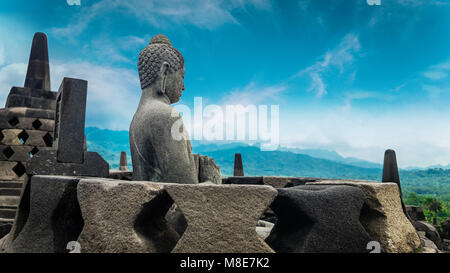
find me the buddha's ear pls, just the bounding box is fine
[160,62,170,94]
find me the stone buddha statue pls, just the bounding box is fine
[130,34,198,183]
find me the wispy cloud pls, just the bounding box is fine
[87,35,149,65]
[52,0,271,39]
[220,81,286,105]
[0,44,4,66]
[423,61,450,81]
[397,0,450,6]
[296,33,360,97]
[423,85,447,99]
[0,63,27,105]
[340,90,380,111]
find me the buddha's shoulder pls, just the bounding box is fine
[139,101,181,121]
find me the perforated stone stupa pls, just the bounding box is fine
[0,33,57,232]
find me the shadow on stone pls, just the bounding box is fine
[51,183,84,253]
[134,190,184,253]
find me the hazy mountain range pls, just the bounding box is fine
[85,127,449,198]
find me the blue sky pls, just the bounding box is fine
[0,0,449,167]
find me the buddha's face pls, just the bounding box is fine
[165,66,185,104]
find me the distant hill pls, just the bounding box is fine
[200,145,382,179]
[84,127,449,200]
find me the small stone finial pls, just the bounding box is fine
[24,32,51,91]
[382,149,401,192]
[382,149,409,217]
[234,153,244,176]
[119,151,128,171]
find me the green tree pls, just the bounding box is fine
[423,198,442,225]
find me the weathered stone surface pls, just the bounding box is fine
[5,94,56,110]
[223,176,324,187]
[28,150,109,178]
[0,222,12,239]
[0,195,20,207]
[262,176,312,188]
[197,154,221,184]
[309,180,421,253]
[77,178,180,253]
[165,204,187,236]
[0,116,54,131]
[233,153,244,176]
[0,161,27,180]
[54,78,88,164]
[24,33,51,91]
[256,220,274,241]
[1,129,25,145]
[266,185,372,253]
[108,170,133,180]
[119,151,128,171]
[165,183,277,253]
[6,175,83,253]
[412,220,442,250]
[130,34,197,184]
[443,239,450,252]
[441,217,450,240]
[418,231,440,253]
[223,176,264,185]
[7,86,57,100]
[0,107,55,120]
[1,176,33,252]
[0,145,33,162]
[406,205,426,221]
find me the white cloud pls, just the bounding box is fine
[280,107,450,168]
[0,63,27,105]
[53,0,271,38]
[427,72,448,81]
[422,85,447,99]
[0,44,4,67]
[220,81,286,105]
[423,61,449,81]
[297,33,360,97]
[0,60,140,130]
[50,61,140,130]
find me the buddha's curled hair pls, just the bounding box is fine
[137,34,184,90]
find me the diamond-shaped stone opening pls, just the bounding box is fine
[43,132,53,147]
[2,146,15,159]
[18,130,29,144]
[12,162,26,177]
[256,207,277,242]
[134,190,186,252]
[8,117,19,127]
[29,147,39,157]
[32,119,42,130]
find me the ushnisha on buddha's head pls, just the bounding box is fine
[137,34,185,104]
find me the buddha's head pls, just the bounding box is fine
[138,34,185,104]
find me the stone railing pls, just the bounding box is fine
[0,175,421,253]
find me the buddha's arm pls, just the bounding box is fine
[149,114,198,184]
